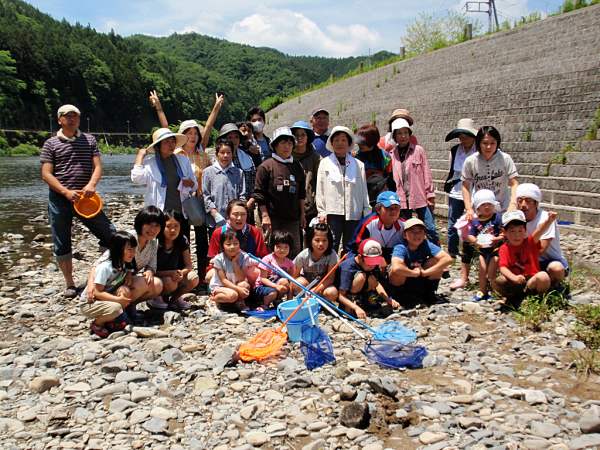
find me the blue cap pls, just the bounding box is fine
[376,191,401,207]
[290,120,315,144]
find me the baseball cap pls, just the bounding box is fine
[403,218,426,231]
[376,191,401,207]
[358,239,385,266]
[502,210,527,227]
[57,104,81,118]
[311,108,329,117]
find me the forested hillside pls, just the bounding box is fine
[0,0,393,132]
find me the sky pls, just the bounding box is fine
[27,0,564,57]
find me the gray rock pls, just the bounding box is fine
[0,418,24,434]
[163,311,181,325]
[162,348,185,365]
[580,407,600,434]
[367,377,398,398]
[109,398,137,413]
[567,433,600,449]
[340,386,357,401]
[211,346,235,375]
[302,439,326,450]
[115,371,149,383]
[525,390,548,405]
[142,417,169,434]
[530,421,561,438]
[340,402,370,429]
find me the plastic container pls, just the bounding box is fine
[277,297,321,342]
[74,192,103,219]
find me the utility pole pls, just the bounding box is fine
[466,0,499,33]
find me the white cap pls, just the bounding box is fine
[57,104,81,118]
[516,183,542,203]
[472,189,500,211]
[391,118,412,133]
[502,210,527,227]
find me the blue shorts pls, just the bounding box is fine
[254,286,277,301]
[540,258,570,276]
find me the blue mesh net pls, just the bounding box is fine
[243,309,278,320]
[363,341,428,369]
[372,321,417,344]
[300,325,336,370]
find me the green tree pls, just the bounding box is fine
[0,50,25,113]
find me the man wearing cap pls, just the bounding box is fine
[347,190,405,263]
[310,108,331,157]
[41,105,116,298]
[516,183,568,287]
[337,238,400,319]
[444,118,478,290]
[495,210,556,301]
[389,218,452,305]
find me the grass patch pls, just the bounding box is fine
[573,304,600,349]
[545,143,578,176]
[0,143,40,156]
[584,106,600,140]
[572,349,600,378]
[513,289,570,331]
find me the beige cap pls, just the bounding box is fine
[57,104,81,118]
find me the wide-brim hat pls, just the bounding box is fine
[326,125,354,152]
[74,192,103,219]
[218,123,243,141]
[178,119,204,137]
[445,118,478,142]
[149,127,188,150]
[290,120,315,144]
[388,108,414,131]
[271,126,297,147]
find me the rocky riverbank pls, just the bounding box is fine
[1,198,599,450]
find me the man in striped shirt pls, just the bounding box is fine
[41,105,115,298]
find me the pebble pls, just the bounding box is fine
[419,431,447,444]
[245,430,269,446]
[530,421,561,438]
[525,390,548,405]
[29,375,60,393]
[142,417,168,434]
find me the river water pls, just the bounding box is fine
[0,155,144,271]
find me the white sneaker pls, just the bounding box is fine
[147,296,169,310]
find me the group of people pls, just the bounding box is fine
[39,98,570,337]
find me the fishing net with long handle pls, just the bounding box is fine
[362,340,428,369]
[237,255,346,363]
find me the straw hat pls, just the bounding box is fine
[74,193,103,219]
[388,108,414,131]
[445,118,478,142]
[149,128,188,150]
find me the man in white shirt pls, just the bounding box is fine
[517,183,568,287]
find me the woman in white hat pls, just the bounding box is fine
[389,118,439,245]
[149,91,224,285]
[444,118,478,290]
[254,127,306,257]
[316,125,371,251]
[131,128,198,216]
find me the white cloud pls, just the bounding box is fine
[225,8,381,56]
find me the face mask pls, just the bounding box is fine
[251,120,264,133]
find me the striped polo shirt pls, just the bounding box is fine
[40,132,100,190]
